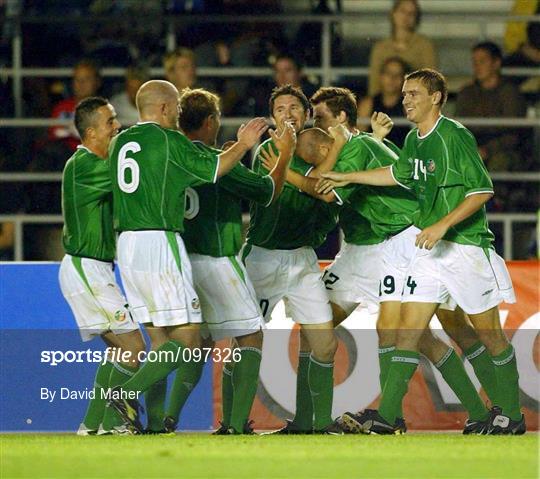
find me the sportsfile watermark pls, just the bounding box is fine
[40,347,242,367]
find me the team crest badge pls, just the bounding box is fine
[191,298,200,310]
[114,310,126,322]
[427,159,436,173]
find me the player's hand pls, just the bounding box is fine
[260,146,279,172]
[237,117,269,149]
[415,221,449,250]
[221,140,235,151]
[371,112,393,141]
[269,122,296,155]
[328,124,350,146]
[316,172,351,193]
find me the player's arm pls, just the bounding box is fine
[216,117,268,178]
[415,193,493,250]
[220,124,296,205]
[260,148,337,203]
[316,166,397,194]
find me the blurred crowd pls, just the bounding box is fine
[0,0,538,260]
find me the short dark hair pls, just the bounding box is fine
[405,68,448,106]
[178,87,220,133]
[472,41,503,61]
[310,87,357,127]
[74,96,109,139]
[269,84,309,117]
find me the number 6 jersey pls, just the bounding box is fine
[109,122,219,233]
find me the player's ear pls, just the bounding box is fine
[432,91,442,106]
[337,111,347,125]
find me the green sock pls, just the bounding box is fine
[221,363,234,427]
[82,361,114,430]
[230,348,262,433]
[464,341,499,406]
[292,352,313,431]
[145,379,167,431]
[492,345,521,421]
[102,361,138,431]
[166,360,205,424]
[379,350,419,425]
[378,345,402,418]
[122,340,184,393]
[308,355,334,431]
[436,348,489,421]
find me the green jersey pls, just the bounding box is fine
[109,122,219,233]
[183,141,275,257]
[246,139,337,249]
[333,133,417,240]
[391,116,495,248]
[61,145,115,262]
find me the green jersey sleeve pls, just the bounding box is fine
[451,129,494,197]
[332,140,369,204]
[219,162,275,206]
[169,130,219,186]
[390,139,414,190]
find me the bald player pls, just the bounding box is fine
[107,80,268,432]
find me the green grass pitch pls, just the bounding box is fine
[1,433,538,478]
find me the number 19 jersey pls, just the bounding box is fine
[109,122,219,233]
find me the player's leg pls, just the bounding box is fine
[441,243,522,433]
[301,321,338,432]
[229,330,263,434]
[376,301,400,394]
[217,337,237,432]
[437,307,498,407]
[467,307,523,431]
[375,301,438,427]
[418,328,489,429]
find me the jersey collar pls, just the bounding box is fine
[136,121,159,125]
[76,145,92,153]
[417,114,443,140]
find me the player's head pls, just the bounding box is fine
[163,47,197,90]
[391,0,421,35]
[178,87,221,146]
[310,87,357,132]
[472,42,502,84]
[125,65,150,105]
[402,69,448,124]
[74,96,120,152]
[380,57,410,96]
[72,60,101,101]
[269,84,310,133]
[295,128,333,166]
[136,80,180,130]
[273,52,303,87]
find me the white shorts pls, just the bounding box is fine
[117,231,202,327]
[242,244,333,325]
[190,253,264,341]
[402,240,516,314]
[59,255,138,342]
[323,242,381,315]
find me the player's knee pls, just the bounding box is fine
[311,333,338,363]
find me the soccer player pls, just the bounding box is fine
[59,97,146,435]
[318,69,523,435]
[162,87,295,434]
[263,87,494,433]
[243,85,342,434]
[107,80,268,432]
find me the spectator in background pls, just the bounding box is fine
[111,65,150,126]
[273,52,318,99]
[48,60,101,154]
[368,0,436,96]
[358,56,410,147]
[163,47,198,92]
[456,42,527,171]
